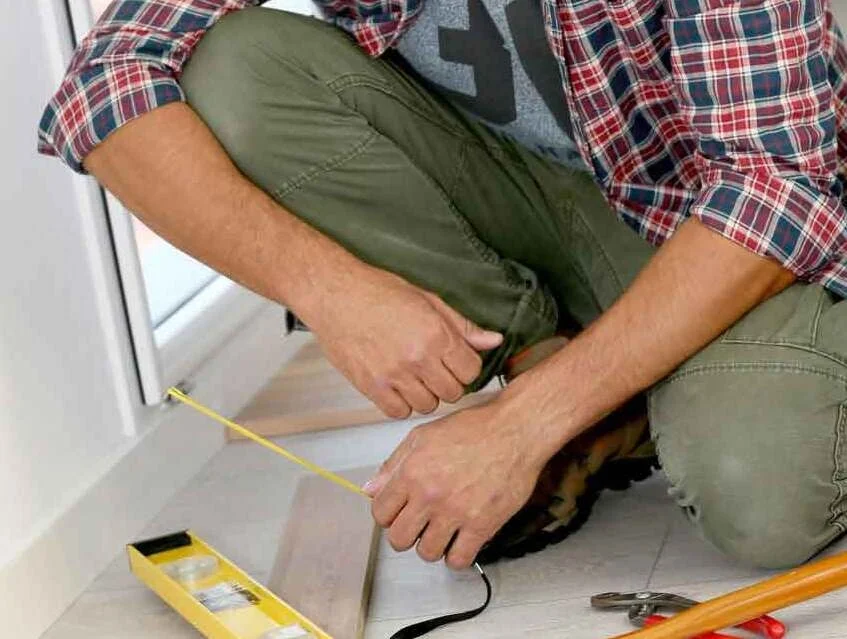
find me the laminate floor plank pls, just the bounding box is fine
[267,467,379,639]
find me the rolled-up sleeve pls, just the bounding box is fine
[316,0,423,55]
[668,0,847,278]
[38,0,263,173]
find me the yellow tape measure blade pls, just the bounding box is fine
[166,387,367,498]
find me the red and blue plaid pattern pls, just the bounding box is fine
[38,0,847,296]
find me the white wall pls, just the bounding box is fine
[837,2,847,30]
[0,3,296,637]
[0,0,130,569]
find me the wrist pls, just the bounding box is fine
[280,251,371,332]
[489,382,579,468]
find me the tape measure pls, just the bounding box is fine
[128,530,330,639]
[128,388,492,639]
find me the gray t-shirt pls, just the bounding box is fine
[396,0,587,171]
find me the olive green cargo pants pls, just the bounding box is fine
[181,7,847,569]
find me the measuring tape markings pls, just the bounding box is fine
[166,386,492,638]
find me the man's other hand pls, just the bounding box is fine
[362,399,548,569]
[306,267,503,419]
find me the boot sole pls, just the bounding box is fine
[476,455,660,565]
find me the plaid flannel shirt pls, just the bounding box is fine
[38,0,847,297]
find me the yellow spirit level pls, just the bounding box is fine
[128,530,332,639]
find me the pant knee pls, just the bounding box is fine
[180,7,375,194]
[650,359,847,570]
[704,525,822,570]
[692,468,833,570]
[657,427,842,569]
[179,11,274,152]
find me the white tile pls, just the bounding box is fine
[646,508,769,589]
[369,476,672,622]
[366,593,635,639]
[41,587,204,639]
[43,422,847,639]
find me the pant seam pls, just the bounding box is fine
[569,200,627,301]
[811,287,827,346]
[827,401,847,534]
[718,338,847,371]
[327,74,533,172]
[272,130,379,198]
[559,201,603,316]
[447,142,469,202]
[328,74,472,141]
[658,361,847,389]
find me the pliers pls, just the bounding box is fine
[590,591,787,638]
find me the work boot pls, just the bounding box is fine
[475,337,658,564]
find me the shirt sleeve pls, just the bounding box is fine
[667,0,847,278]
[37,0,265,173]
[316,0,423,56]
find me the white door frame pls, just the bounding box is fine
[65,0,273,405]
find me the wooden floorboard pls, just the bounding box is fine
[235,335,499,439]
[268,467,379,639]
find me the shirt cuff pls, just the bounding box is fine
[38,63,185,174]
[691,169,847,278]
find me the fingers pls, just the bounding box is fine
[445,528,490,570]
[369,382,412,420]
[421,292,500,386]
[441,346,482,386]
[387,503,430,552]
[416,519,459,563]
[419,364,464,403]
[364,428,417,497]
[423,292,503,352]
[393,377,439,414]
[371,481,407,529]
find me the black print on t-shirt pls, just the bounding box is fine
[432,0,574,138]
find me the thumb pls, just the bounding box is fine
[362,431,416,497]
[423,292,504,352]
[464,322,504,351]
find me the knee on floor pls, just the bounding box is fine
[650,359,847,570]
[674,449,839,570]
[699,487,829,570]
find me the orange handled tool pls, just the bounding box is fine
[607,549,847,638]
[642,612,785,638]
[641,615,734,638]
[592,591,785,639]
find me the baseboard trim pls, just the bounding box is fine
[1,304,300,639]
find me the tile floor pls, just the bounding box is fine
[43,419,847,638]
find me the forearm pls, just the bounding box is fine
[84,102,366,324]
[502,218,797,459]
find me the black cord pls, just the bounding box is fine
[389,563,492,639]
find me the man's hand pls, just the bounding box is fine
[304,267,503,419]
[363,219,797,571]
[85,104,502,419]
[362,399,549,569]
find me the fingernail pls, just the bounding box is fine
[362,479,377,495]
